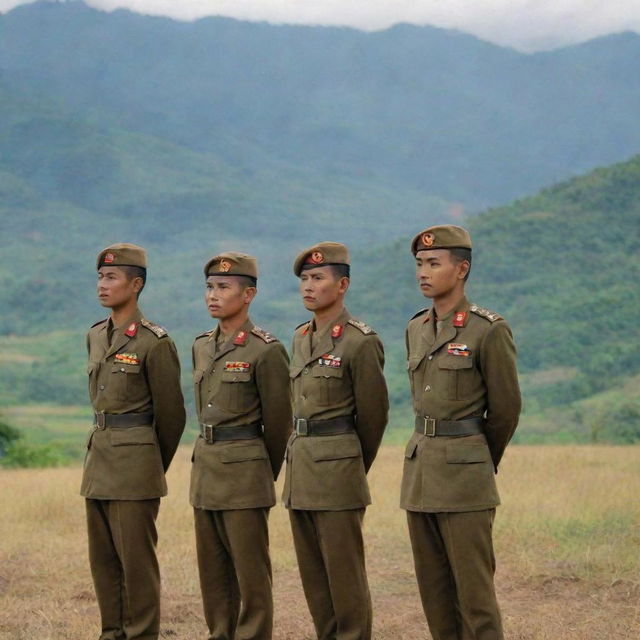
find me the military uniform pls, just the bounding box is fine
[401,226,521,640]
[284,243,389,640]
[81,243,186,640]
[190,253,292,640]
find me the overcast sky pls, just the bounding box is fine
[2,0,640,51]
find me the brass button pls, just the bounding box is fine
[428,355,433,361]
[425,385,431,391]
[99,385,105,391]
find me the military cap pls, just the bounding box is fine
[293,241,350,277]
[204,252,258,281]
[411,225,472,255]
[96,243,147,270]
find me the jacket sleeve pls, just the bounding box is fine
[351,335,389,473]
[146,337,186,471]
[255,342,293,480]
[480,321,521,470]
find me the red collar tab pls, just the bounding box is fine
[453,311,467,328]
[331,324,343,339]
[234,330,248,346]
[124,323,138,337]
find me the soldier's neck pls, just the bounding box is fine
[218,310,250,338]
[432,288,465,319]
[313,303,344,331]
[110,300,139,329]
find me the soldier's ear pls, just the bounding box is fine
[243,286,257,304]
[338,277,350,294]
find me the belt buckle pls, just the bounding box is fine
[203,424,214,443]
[295,418,308,436]
[95,412,106,430]
[423,417,437,437]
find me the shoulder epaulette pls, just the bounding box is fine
[90,318,108,329]
[410,308,430,321]
[469,304,502,323]
[295,321,311,334]
[251,326,278,343]
[195,329,214,341]
[347,318,375,335]
[140,317,168,338]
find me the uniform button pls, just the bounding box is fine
[303,368,309,375]
[99,385,105,391]
[425,385,431,391]
[301,394,306,400]
[120,367,125,372]
[207,403,212,407]
[428,355,433,360]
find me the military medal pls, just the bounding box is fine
[448,343,470,356]
[318,354,341,368]
[224,361,251,372]
[115,352,140,365]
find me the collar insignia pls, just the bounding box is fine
[124,322,138,337]
[453,311,467,327]
[234,330,248,345]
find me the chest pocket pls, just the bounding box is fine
[438,355,474,400]
[219,370,254,413]
[407,357,424,398]
[310,364,348,406]
[110,363,143,401]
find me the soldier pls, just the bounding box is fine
[81,243,186,640]
[283,241,389,640]
[190,252,292,640]
[401,225,521,640]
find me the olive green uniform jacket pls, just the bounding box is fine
[401,297,521,512]
[190,319,292,510]
[81,309,186,499]
[283,308,389,510]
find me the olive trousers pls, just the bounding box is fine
[406,509,503,640]
[289,508,371,640]
[85,498,161,640]
[194,507,273,640]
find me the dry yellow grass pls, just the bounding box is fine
[1,444,638,639]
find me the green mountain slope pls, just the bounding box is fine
[2,2,640,208]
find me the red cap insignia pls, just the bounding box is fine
[331,324,343,338]
[421,233,434,247]
[124,322,138,337]
[453,312,467,327]
[234,330,248,345]
[104,252,115,263]
[220,259,231,272]
[307,251,324,265]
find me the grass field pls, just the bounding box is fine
[0,444,638,639]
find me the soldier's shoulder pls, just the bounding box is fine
[469,304,503,324]
[346,318,377,336]
[140,317,169,338]
[194,328,214,342]
[251,325,279,344]
[408,308,430,325]
[90,317,108,329]
[294,320,311,335]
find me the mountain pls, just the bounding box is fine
[1,1,640,209]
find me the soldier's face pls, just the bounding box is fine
[415,250,467,300]
[97,266,141,309]
[205,276,254,320]
[299,266,347,312]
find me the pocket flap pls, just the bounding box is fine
[110,426,156,446]
[446,443,490,464]
[289,365,304,379]
[221,371,251,383]
[112,363,141,374]
[311,364,343,378]
[438,355,473,370]
[407,357,422,371]
[193,369,204,384]
[311,438,361,462]
[87,363,97,375]
[220,444,268,463]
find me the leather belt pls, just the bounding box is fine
[414,416,484,437]
[94,412,154,429]
[199,422,263,443]
[294,415,355,436]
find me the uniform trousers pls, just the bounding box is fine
[406,509,503,640]
[194,507,273,640]
[85,498,161,640]
[289,509,371,640]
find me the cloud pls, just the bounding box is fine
[2,0,639,51]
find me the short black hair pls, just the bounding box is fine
[448,248,472,282]
[235,275,258,289]
[120,265,147,297]
[329,264,350,280]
